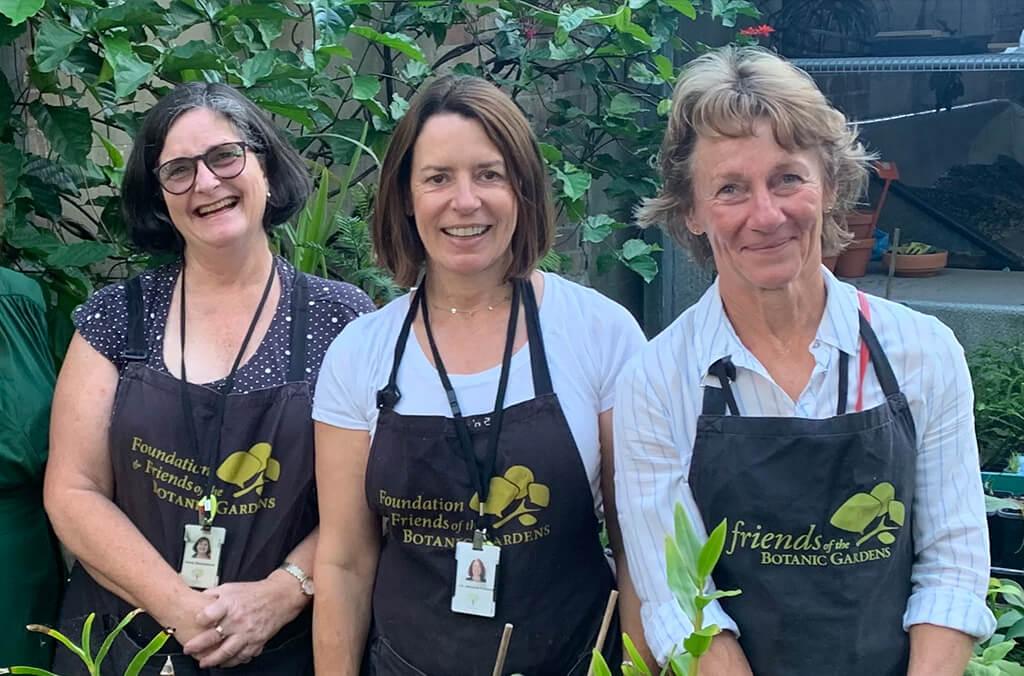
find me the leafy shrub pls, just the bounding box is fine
[0,0,760,363]
[970,340,1024,471]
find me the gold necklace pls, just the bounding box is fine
[429,293,512,317]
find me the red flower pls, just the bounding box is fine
[740,24,775,37]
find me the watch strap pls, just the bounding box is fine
[279,562,314,596]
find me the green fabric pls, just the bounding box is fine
[0,267,62,668]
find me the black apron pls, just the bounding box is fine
[55,269,317,676]
[689,307,917,676]
[364,278,620,675]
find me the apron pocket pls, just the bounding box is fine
[368,636,430,676]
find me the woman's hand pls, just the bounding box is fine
[181,571,307,668]
[158,588,220,652]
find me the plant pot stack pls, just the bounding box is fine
[834,211,875,278]
[833,160,899,279]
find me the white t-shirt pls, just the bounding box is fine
[313,272,646,515]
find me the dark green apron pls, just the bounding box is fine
[689,304,916,676]
[364,278,620,675]
[54,271,316,675]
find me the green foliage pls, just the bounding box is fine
[1,609,171,676]
[590,505,741,676]
[894,241,940,255]
[966,579,1024,675]
[0,0,760,363]
[970,341,1024,471]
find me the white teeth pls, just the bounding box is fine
[197,197,238,216]
[443,225,488,237]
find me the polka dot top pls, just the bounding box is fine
[72,256,376,394]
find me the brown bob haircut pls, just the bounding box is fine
[637,46,875,264]
[373,75,553,287]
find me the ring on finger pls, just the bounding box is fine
[214,624,225,640]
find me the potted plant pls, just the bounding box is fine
[882,241,949,277]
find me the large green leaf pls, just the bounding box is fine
[239,50,277,87]
[660,0,697,20]
[29,102,92,166]
[94,0,169,30]
[160,41,230,77]
[46,241,115,268]
[0,0,43,26]
[101,36,154,99]
[351,75,380,101]
[0,13,27,44]
[350,25,427,63]
[553,163,591,202]
[608,92,643,117]
[215,1,297,21]
[34,18,83,72]
[581,214,623,244]
[313,0,355,49]
[0,143,23,199]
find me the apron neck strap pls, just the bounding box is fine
[520,276,553,397]
[702,357,740,416]
[124,275,148,362]
[287,270,311,382]
[376,286,420,410]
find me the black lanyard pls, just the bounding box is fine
[178,257,276,525]
[419,278,522,535]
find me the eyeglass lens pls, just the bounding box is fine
[158,142,247,194]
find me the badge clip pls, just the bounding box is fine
[198,494,219,530]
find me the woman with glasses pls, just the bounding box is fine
[45,82,374,675]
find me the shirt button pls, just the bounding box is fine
[812,340,821,349]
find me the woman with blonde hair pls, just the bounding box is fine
[615,46,993,676]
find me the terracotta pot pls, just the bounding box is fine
[845,211,875,240]
[882,250,948,277]
[834,238,874,278]
[822,255,838,272]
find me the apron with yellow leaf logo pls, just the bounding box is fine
[364,278,619,675]
[55,272,317,675]
[689,304,916,676]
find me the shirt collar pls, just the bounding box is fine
[690,265,863,379]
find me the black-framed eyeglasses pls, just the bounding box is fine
[155,141,255,195]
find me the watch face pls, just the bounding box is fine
[301,577,315,596]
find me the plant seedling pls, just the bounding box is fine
[589,505,741,676]
[1,609,171,676]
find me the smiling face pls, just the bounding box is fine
[688,119,829,294]
[409,113,518,284]
[158,108,268,252]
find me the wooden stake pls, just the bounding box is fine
[886,227,901,300]
[491,623,514,676]
[586,589,620,676]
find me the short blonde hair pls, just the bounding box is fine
[637,46,875,263]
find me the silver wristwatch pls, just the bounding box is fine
[279,562,315,596]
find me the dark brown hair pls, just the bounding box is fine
[373,75,553,287]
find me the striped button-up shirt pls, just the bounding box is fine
[614,266,995,663]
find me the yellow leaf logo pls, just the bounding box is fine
[216,442,280,498]
[469,465,550,529]
[829,482,905,547]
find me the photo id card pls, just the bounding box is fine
[451,540,500,618]
[179,524,225,590]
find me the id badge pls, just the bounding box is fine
[179,524,225,590]
[451,539,500,617]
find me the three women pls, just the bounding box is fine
[46,48,993,676]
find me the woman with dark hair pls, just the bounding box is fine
[313,75,649,674]
[45,82,374,675]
